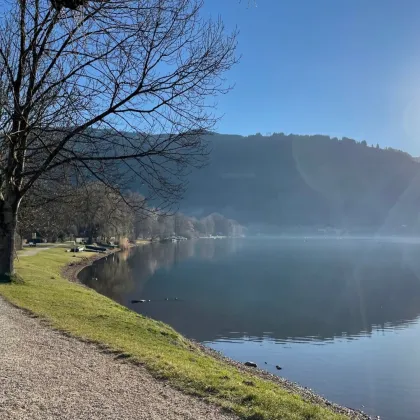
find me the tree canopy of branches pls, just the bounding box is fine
[18,179,244,245]
[0,0,237,278]
[19,180,144,243]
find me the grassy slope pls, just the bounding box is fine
[0,248,346,420]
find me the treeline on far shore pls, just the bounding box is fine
[18,181,244,245]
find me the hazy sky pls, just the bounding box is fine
[203,0,420,155]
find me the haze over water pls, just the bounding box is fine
[79,237,420,420]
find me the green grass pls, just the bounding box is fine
[0,248,347,420]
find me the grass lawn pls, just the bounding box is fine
[0,247,347,420]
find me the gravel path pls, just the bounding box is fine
[19,247,52,257]
[0,298,236,420]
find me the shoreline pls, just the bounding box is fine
[63,243,371,420]
[0,289,235,420]
[63,240,147,283]
[194,342,371,419]
[62,248,121,283]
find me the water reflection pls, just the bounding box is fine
[80,238,420,343]
[81,250,134,303]
[80,238,243,304]
[79,237,420,420]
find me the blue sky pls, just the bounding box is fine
[202,0,420,155]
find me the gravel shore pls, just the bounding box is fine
[0,297,236,420]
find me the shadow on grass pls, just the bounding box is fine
[0,273,24,284]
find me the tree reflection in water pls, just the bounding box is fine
[79,238,420,343]
[79,239,242,304]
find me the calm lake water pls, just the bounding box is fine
[79,237,420,420]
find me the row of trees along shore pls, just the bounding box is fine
[18,181,244,245]
[0,0,238,278]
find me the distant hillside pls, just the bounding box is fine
[179,133,420,233]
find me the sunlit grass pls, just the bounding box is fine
[0,248,347,420]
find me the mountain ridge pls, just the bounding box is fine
[178,133,420,233]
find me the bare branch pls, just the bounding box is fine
[0,0,237,275]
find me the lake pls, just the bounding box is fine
[79,237,420,420]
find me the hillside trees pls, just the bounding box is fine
[181,133,420,230]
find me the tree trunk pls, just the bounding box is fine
[0,196,19,280]
[87,230,94,245]
[15,232,23,251]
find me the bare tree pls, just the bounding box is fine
[0,0,237,278]
[76,182,136,243]
[18,178,79,242]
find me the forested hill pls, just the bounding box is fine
[180,133,420,233]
